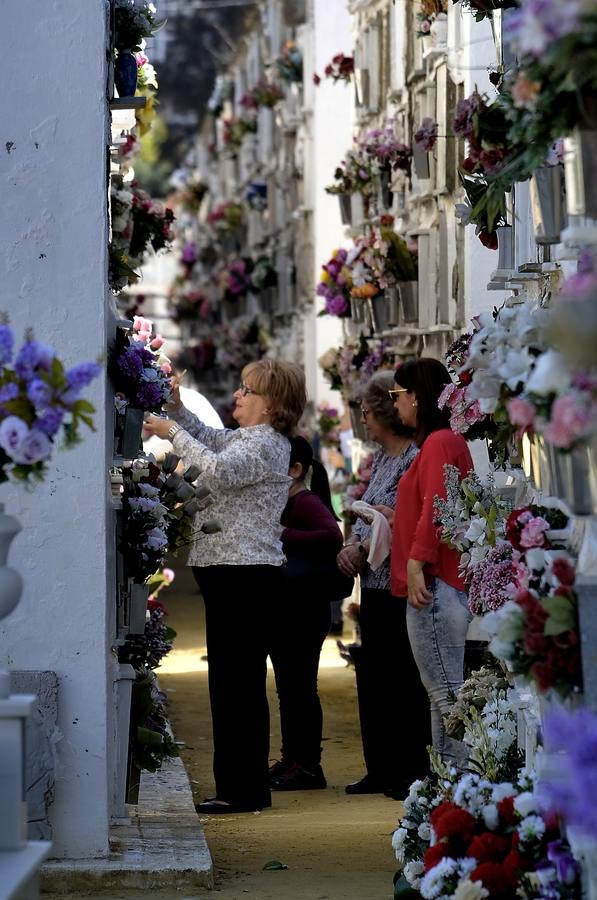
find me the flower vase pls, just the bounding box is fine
[350,296,365,324]
[398,281,419,323]
[379,166,393,210]
[369,293,389,334]
[430,13,448,49]
[114,50,138,99]
[496,225,515,273]
[120,406,144,460]
[564,128,597,218]
[385,284,400,327]
[337,193,352,226]
[529,166,567,244]
[545,439,597,517]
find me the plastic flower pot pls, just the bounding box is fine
[114,50,138,98]
[398,281,418,323]
[369,293,389,333]
[413,144,430,180]
[350,295,366,324]
[529,166,567,244]
[496,225,515,272]
[121,406,144,459]
[337,193,352,226]
[545,439,597,517]
[564,128,597,219]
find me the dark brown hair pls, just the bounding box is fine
[394,358,451,446]
[242,359,307,436]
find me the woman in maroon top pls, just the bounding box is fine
[269,436,347,790]
[389,358,474,763]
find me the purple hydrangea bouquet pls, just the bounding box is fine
[0,318,101,485]
[113,315,171,413]
[316,247,354,317]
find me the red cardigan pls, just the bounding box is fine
[390,429,473,597]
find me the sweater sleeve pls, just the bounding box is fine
[171,404,231,452]
[410,434,472,565]
[282,493,343,551]
[171,427,279,489]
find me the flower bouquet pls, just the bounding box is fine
[356,224,418,290]
[206,201,244,233]
[128,184,175,260]
[222,258,253,301]
[129,671,179,773]
[318,347,343,392]
[114,0,160,52]
[345,452,375,505]
[121,568,176,672]
[317,402,341,448]
[121,463,170,581]
[439,328,495,442]
[0,320,100,485]
[361,125,412,174]
[313,53,354,86]
[275,40,303,84]
[250,255,278,292]
[337,335,396,402]
[325,145,380,197]
[168,281,212,322]
[414,118,439,152]
[316,247,354,317]
[241,79,284,110]
[222,115,257,151]
[112,316,171,414]
[416,0,447,37]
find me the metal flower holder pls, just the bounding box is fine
[399,281,419,323]
[530,166,567,244]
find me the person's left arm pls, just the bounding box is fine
[170,427,282,489]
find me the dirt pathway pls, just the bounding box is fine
[157,565,401,899]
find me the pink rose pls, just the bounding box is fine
[506,396,536,430]
[162,567,175,584]
[150,335,165,350]
[543,394,591,448]
[160,361,172,375]
[136,52,149,67]
[133,315,153,333]
[519,516,550,549]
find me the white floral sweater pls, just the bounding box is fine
[170,405,291,567]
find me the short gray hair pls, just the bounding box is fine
[362,370,404,435]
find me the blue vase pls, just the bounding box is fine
[115,50,138,98]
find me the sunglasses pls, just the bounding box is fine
[360,406,370,420]
[388,388,409,399]
[238,382,259,396]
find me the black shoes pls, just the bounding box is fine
[271,762,327,791]
[345,774,387,795]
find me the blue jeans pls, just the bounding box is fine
[406,578,472,763]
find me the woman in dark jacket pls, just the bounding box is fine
[269,436,347,791]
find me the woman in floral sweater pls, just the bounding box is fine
[145,359,306,814]
[390,358,473,763]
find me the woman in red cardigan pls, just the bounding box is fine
[389,358,473,763]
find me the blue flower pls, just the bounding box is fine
[27,378,52,409]
[0,383,19,406]
[35,407,65,437]
[0,324,14,366]
[14,339,55,380]
[65,361,102,393]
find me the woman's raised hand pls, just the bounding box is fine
[143,415,174,440]
[166,370,185,411]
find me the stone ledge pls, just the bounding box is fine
[40,756,213,893]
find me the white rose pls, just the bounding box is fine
[453,879,490,900]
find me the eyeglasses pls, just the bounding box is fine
[360,406,370,420]
[388,388,409,399]
[238,382,259,396]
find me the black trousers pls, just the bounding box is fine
[193,564,282,808]
[354,587,431,792]
[269,578,331,769]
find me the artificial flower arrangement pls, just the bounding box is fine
[337,335,396,403]
[361,124,412,175]
[318,347,343,392]
[222,114,257,151]
[220,258,253,301]
[434,464,513,585]
[455,302,549,466]
[114,0,160,52]
[352,222,418,295]
[484,534,582,698]
[439,327,495,442]
[109,181,175,289]
[168,280,212,322]
[345,452,375,505]
[325,145,380,198]
[120,568,177,672]
[317,402,342,449]
[250,255,278,293]
[245,181,268,212]
[112,316,171,413]
[313,53,354,86]
[414,118,439,152]
[175,338,217,377]
[452,0,519,23]
[275,40,303,84]
[316,247,354,317]
[240,79,284,110]
[416,0,447,37]
[206,201,244,234]
[109,181,137,289]
[0,321,100,485]
[128,183,175,260]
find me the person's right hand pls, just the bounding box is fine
[166,377,182,411]
[372,504,394,527]
[336,544,365,578]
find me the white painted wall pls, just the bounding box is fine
[304,0,354,411]
[0,0,113,859]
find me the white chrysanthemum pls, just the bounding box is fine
[491,782,515,803]
[453,879,490,900]
[403,859,424,888]
[420,857,460,899]
[418,821,432,841]
[482,803,499,831]
[392,828,408,863]
[517,814,546,844]
[402,819,416,830]
[514,791,537,818]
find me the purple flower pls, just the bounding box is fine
[324,294,349,317]
[181,242,198,265]
[546,840,579,885]
[539,707,597,840]
[453,96,479,140]
[27,378,52,409]
[0,324,14,365]
[135,380,164,410]
[35,407,65,437]
[14,339,55,380]
[118,346,144,379]
[65,361,102,394]
[11,428,52,464]
[0,383,19,406]
[414,118,438,152]
[146,526,168,551]
[505,0,585,58]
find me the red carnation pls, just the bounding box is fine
[497,796,516,825]
[551,557,575,587]
[502,849,527,881]
[524,632,548,654]
[430,801,458,829]
[433,808,477,841]
[467,832,511,863]
[471,861,517,895]
[424,842,451,871]
[531,661,555,693]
